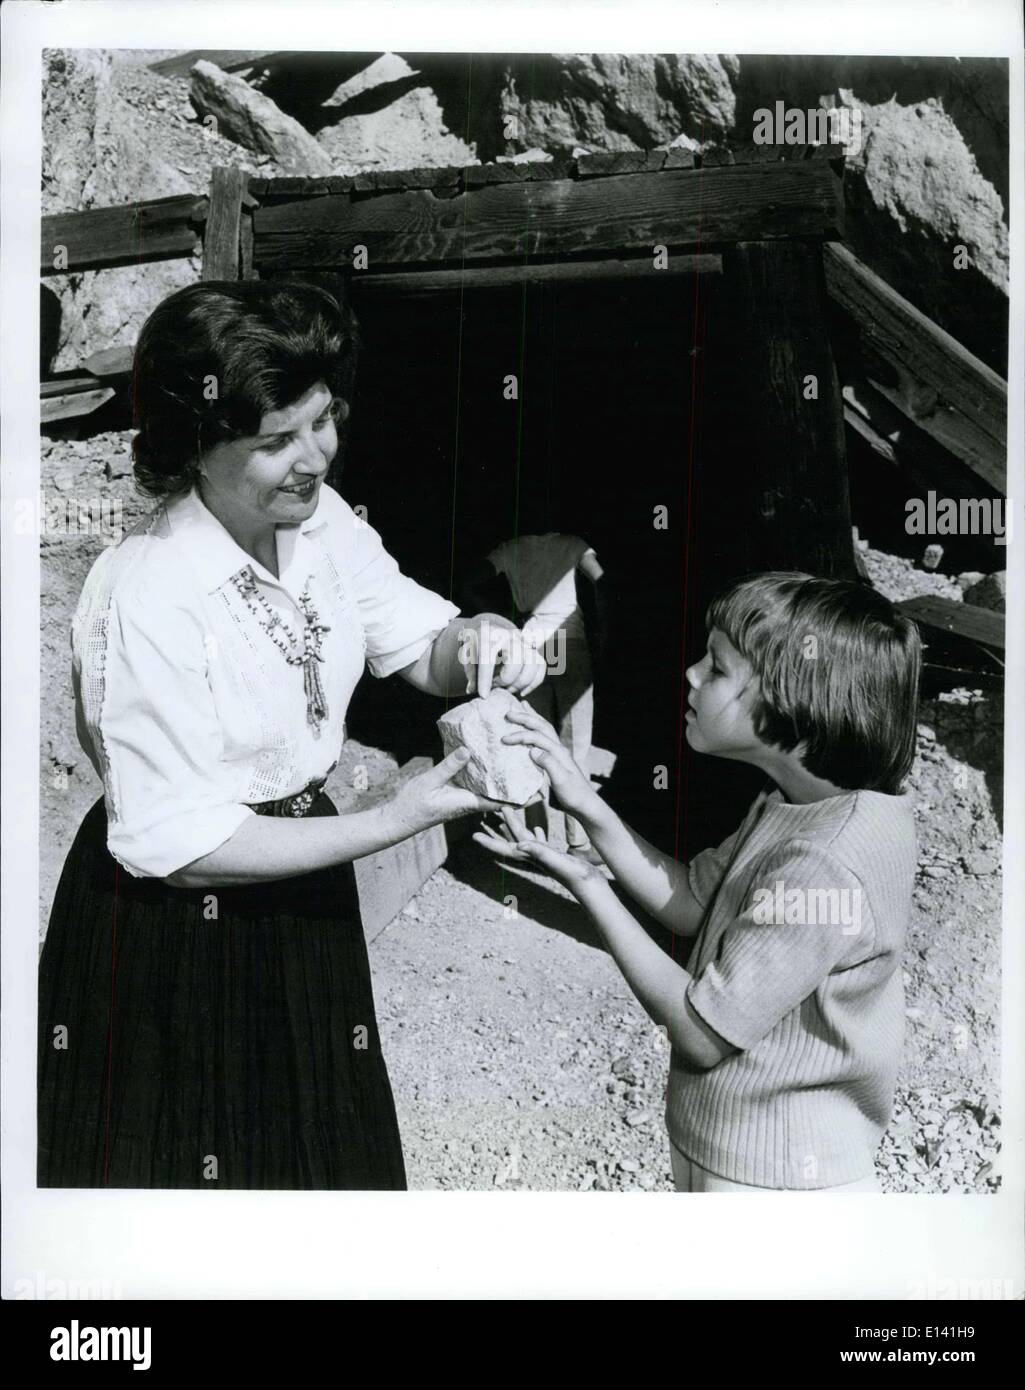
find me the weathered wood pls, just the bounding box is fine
[41,373,104,399]
[40,387,115,425]
[351,757,447,937]
[824,242,1006,493]
[463,158,575,186]
[575,150,668,177]
[41,195,207,276]
[355,165,464,192]
[843,377,1005,515]
[252,152,686,198]
[239,207,256,279]
[724,142,845,165]
[252,160,845,271]
[346,252,722,299]
[896,596,1004,651]
[843,398,897,465]
[704,240,856,579]
[202,167,248,280]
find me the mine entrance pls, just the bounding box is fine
[340,268,763,857]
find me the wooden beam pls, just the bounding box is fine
[896,596,1004,651]
[346,252,722,299]
[202,168,249,280]
[843,376,1005,515]
[351,757,447,938]
[41,387,115,425]
[824,242,1006,494]
[704,240,856,579]
[252,159,845,272]
[41,195,207,276]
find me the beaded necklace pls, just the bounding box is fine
[231,567,331,731]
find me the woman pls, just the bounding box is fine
[38,279,545,1190]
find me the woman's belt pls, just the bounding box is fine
[248,763,336,818]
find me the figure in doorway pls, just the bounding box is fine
[462,532,607,864]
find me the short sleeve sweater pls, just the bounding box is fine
[667,784,916,1189]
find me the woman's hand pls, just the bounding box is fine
[388,748,505,839]
[473,815,603,892]
[459,615,547,698]
[500,705,601,822]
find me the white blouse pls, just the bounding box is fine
[72,481,459,879]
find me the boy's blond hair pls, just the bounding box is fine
[708,572,921,794]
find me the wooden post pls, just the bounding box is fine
[702,240,856,580]
[202,167,248,280]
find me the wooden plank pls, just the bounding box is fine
[575,150,667,177]
[347,252,722,299]
[705,240,856,579]
[239,207,256,279]
[40,387,114,424]
[252,159,845,271]
[351,757,448,938]
[42,195,206,275]
[844,399,897,465]
[824,242,1006,493]
[41,374,103,399]
[463,158,575,186]
[896,596,1004,650]
[843,377,1005,508]
[354,166,464,192]
[202,168,248,280]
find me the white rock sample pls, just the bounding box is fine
[437,689,547,806]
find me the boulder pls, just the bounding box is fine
[189,59,334,174]
[496,52,737,155]
[962,571,1006,614]
[437,690,547,806]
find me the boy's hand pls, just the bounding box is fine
[500,706,601,821]
[473,814,601,891]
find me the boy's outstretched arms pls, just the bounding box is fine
[501,705,705,938]
[476,823,734,1071]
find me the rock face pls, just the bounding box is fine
[437,690,547,806]
[496,53,737,154]
[42,49,284,370]
[963,571,1006,614]
[315,52,477,171]
[189,60,334,174]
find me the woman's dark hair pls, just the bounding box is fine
[131,279,361,498]
[708,571,922,795]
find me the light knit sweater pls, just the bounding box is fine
[667,784,916,1189]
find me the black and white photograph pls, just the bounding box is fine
[3,0,1023,1315]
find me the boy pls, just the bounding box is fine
[477,572,921,1192]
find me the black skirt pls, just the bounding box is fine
[38,794,407,1190]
